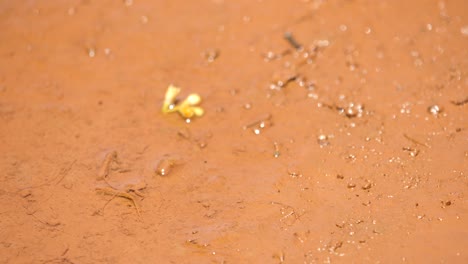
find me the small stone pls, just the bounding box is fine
[343,103,364,118]
[441,200,452,207]
[263,51,278,62]
[203,48,219,63]
[362,182,372,190]
[428,105,442,116]
[87,47,96,58]
[288,169,302,178]
[317,134,330,147]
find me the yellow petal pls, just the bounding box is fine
[184,94,202,106]
[192,107,204,116]
[162,85,181,112]
[178,106,195,118]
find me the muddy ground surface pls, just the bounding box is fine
[0,0,467,263]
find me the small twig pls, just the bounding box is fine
[61,247,69,256]
[23,206,61,227]
[41,257,75,264]
[282,74,299,88]
[402,147,420,157]
[97,151,122,189]
[98,151,118,179]
[16,160,76,192]
[136,145,150,155]
[56,160,77,185]
[279,251,285,263]
[273,142,280,158]
[96,192,119,215]
[403,134,430,148]
[243,114,272,130]
[95,187,141,217]
[273,251,286,263]
[284,32,302,50]
[450,97,468,106]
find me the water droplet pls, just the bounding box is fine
[156,159,174,176]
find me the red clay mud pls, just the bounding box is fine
[0,0,467,263]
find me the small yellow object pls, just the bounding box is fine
[162,85,204,119]
[162,85,181,113]
[182,94,202,106]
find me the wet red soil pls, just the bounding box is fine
[0,0,467,263]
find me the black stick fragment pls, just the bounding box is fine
[284,32,302,50]
[283,75,298,87]
[450,97,468,106]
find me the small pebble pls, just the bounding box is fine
[87,47,96,58]
[362,182,372,190]
[428,105,442,116]
[203,48,219,63]
[317,134,330,147]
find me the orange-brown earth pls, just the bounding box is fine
[0,0,467,263]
